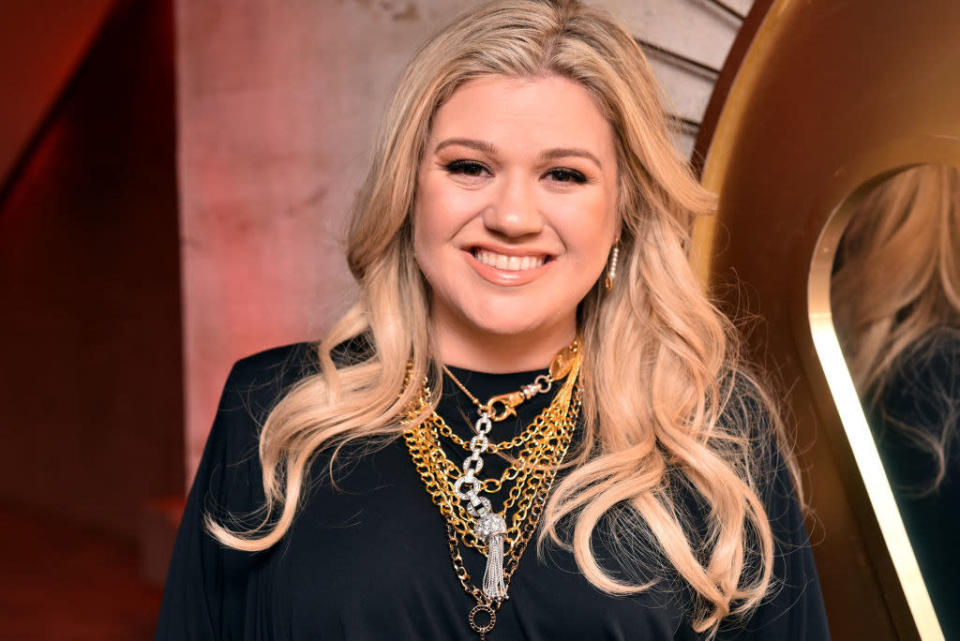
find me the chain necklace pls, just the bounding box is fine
[405,392,578,553]
[442,340,579,422]
[400,341,582,640]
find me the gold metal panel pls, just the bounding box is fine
[694,1,960,638]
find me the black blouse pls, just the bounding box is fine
[155,343,830,640]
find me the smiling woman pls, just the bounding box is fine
[415,75,619,371]
[156,1,830,640]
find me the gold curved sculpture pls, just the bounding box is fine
[694,1,960,639]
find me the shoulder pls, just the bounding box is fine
[717,372,783,469]
[217,336,377,426]
[200,343,321,508]
[216,337,376,430]
[227,342,321,390]
[212,342,321,447]
[226,341,320,398]
[328,332,376,367]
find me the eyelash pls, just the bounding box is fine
[444,160,588,184]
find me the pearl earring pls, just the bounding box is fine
[604,245,619,291]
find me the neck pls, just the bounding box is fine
[432,317,577,374]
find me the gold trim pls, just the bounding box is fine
[692,0,960,637]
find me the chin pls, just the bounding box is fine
[464,308,564,342]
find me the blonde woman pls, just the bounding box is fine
[157,1,829,639]
[832,164,960,638]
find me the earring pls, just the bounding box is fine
[604,245,619,291]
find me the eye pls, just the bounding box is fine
[545,168,587,184]
[444,159,490,177]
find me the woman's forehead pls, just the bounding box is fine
[427,75,616,156]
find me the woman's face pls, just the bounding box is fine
[414,74,619,366]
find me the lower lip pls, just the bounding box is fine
[464,251,552,287]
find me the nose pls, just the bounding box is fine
[481,171,543,238]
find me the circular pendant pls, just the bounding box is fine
[468,603,496,635]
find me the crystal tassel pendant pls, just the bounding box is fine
[475,511,508,600]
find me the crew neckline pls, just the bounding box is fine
[443,363,549,377]
[441,364,554,402]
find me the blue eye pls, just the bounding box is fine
[445,160,489,177]
[546,168,587,183]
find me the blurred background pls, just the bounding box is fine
[0,0,752,638]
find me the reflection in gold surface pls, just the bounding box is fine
[693,1,960,639]
[809,179,940,640]
[830,165,960,636]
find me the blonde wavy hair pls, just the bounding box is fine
[832,164,960,489]
[210,0,787,635]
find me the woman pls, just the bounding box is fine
[156,1,829,639]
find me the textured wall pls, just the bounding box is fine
[176,0,753,481]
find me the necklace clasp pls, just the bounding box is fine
[482,391,526,421]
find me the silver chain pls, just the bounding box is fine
[454,412,494,515]
[452,411,507,600]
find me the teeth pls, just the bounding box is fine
[475,249,546,271]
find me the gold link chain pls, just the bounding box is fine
[399,343,582,640]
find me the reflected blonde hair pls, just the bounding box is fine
[832,164,960,488]
[209,1,785,635]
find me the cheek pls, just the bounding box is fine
[412,208,439,282]
[412,195,460,287]
[413,178,447,252]
[557,194,617,256]
[414,177,469,244]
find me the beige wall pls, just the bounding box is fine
[176,0,753,482]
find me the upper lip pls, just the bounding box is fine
[463,243,556,258]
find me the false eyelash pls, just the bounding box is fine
[545,168,588,184]
[444,160,489,176]
[444,160,588,184]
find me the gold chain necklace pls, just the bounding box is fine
[442,341,579,422]
[401,342,582,639]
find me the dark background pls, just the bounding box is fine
[0,1,180,637]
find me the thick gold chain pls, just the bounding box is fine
[429,412,542,454]
[400,352,581,554]
[442,389,580,598]
[443,464,555,605]
[401,347,582,640]
[403,393,580,552]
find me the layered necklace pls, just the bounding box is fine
[401,340,583,640]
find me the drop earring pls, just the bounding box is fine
[604,244,619,291]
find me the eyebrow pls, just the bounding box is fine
[433,138,603,170]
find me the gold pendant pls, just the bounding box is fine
[468,602,497,639]
[549,341,578,381]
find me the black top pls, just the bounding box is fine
[868,329,960,640]
[156,343,830,640]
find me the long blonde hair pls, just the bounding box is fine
[210,1,785,634]
[832,164,960,489]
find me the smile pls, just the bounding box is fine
[472,249,547,271]
[464,247,554,287]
